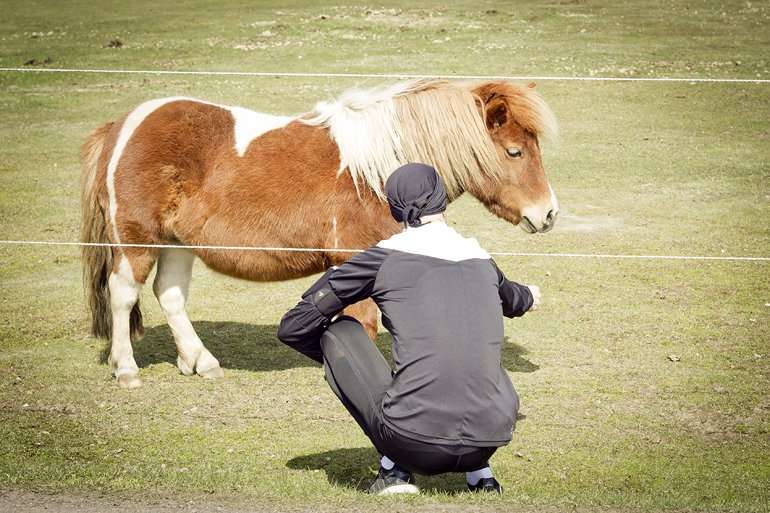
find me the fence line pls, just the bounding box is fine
[1,240,768,262]
[2,67,769,84]
[2,66,768,264]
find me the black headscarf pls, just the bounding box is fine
[385,163,448,227]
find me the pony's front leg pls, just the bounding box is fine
[343,298,379,341]
[108,256,143,388]
[153,248,223,379]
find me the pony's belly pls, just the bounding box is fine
[193,247,327,282]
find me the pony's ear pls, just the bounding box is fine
[485,99,508,131]
[471,82,510,130]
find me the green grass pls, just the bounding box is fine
[1,1,769,512]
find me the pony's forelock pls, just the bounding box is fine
[476,81,559,142]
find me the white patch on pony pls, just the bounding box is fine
[108,257,142,386]
[521,184,559,232]
[107,96,192,247]
[377,221,490,262]
[152,248,222,378]
[226,107,291,157]
[549,184,560,214]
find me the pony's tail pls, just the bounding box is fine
[80,122,143,341]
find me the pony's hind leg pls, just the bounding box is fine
[343,298,379,342]
[108,254,146,388]
[153,248,223,379]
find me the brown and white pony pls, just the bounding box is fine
[80,79,559,388]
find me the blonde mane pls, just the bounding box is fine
[304,79,557,200]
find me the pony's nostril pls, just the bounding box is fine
[541,209,557,232]
[521,216,537,233]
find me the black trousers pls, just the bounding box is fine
[320,316,496,476]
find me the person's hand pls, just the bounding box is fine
[527,285,541,311]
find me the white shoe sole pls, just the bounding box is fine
[377,483,420,495]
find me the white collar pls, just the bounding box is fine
[378,221,490,262]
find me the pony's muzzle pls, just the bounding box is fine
[521,207,558,234]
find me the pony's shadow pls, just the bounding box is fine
[99,321,317,371]
[100,322,539,374]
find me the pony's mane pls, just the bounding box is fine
[304,79,557,200]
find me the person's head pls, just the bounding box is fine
[385,163,447,228]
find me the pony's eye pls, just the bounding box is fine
[506,147,522,158]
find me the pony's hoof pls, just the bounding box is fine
[177,356,195,376]
[198,365,224,379]
[195,350,223,379]
[117,373,142,389]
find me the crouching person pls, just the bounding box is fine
[277,163,541,495]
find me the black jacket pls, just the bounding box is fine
[278,222,533,446]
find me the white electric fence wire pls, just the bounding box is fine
[2,67,767,262]
[1,67,769,84]
[0,240,768,262]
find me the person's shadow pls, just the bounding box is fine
[286,447,475,493]
[501,335,539,373]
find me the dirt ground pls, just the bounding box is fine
[0,489,642,513]
[2,489,347,513]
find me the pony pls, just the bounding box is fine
[80,79,559,388]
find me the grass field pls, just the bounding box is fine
[1,1,769,512]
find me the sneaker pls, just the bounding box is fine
[467,477,503,494]
[367,465,419,495]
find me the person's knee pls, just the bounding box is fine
[328,315,367,337]
[321,316,368,352]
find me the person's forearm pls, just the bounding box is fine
[499,280,534,317]
[277,301,330,363]
[277,277,347,362]
[276,247,385,361]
